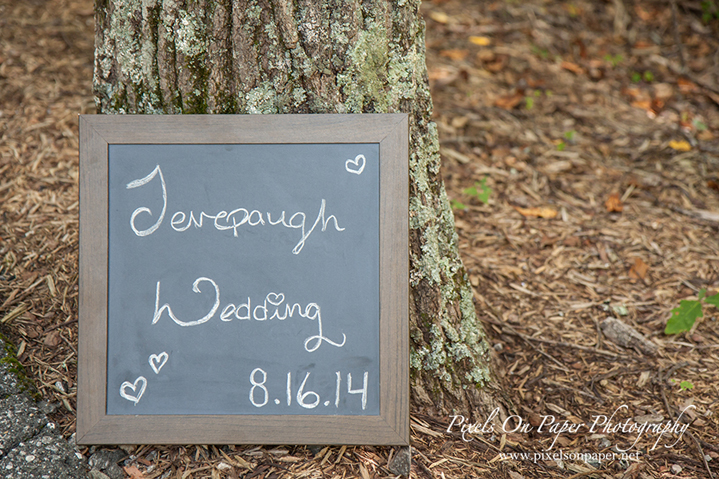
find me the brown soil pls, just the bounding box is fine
[1,0,718,478]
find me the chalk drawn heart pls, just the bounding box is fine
[149,352,168,374]
[345,154,366,175]
[266,292,285,306]
[120,376,147,405]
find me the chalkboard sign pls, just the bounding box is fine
[77,114,408,445]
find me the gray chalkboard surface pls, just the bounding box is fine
[78,114,408,445]
[107,143,380,415]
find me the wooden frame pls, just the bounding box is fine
[77,114,409,445]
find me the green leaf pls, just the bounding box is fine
[704,292,719,308]
[604,54,623,67]
[463,178,492,205]
[698,288,707,301]
[679,380,694,391]
[450,199,466,210]
[693,119,708,131]
[475,178,492,204]
[665,299,703,334]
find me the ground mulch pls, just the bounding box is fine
[1,0,718,478]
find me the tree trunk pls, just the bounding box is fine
[95,0,509,418]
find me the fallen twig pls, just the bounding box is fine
[480,315,571,371]
[44,317,78,333]
[483,314,623,359]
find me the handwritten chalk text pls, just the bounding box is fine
[151,277,346,352]
[127,165,345,254]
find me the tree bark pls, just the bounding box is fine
[95,0,509,418]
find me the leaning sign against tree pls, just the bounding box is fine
[89,0,508,436]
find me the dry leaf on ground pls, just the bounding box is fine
[560,60,585,75]
[668,140,691,151]
[429,11,449,23]
[494,92,524,110]
[469,35,491,46]
[628,257,649,280]
[605,192,623,212]
[123,465,145,479]
[43,330,62,348]
[440,49,469,61]
[513,206,558,218]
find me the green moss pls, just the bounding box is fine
[0,335,40,400]
[209,0,239,114]
[291,85,307,107]
[176,10,207,57]
[107,85,129,114]
[113,4,144,85]
[175,9,209,113]
[246,3,263,21]
[245,83,279,114]
[408,110,493,390]
[141,2,165,112]
[336,19,391,113]
[409,348,424,371]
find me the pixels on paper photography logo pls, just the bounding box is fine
[446,404,696,463]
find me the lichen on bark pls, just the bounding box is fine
[95,0,506,416]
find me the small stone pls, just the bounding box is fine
[25,454,36,462]
[89,470,111,479]
[388,447,411,477]
[307,445,324,455]
[671,464,682,474]
[600,317,657,355]
[118,445,134,454]
[88,449,126,479]
[38,401,58,414]
[88,449,125,470]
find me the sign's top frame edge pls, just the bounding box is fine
[79,113,408,145]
